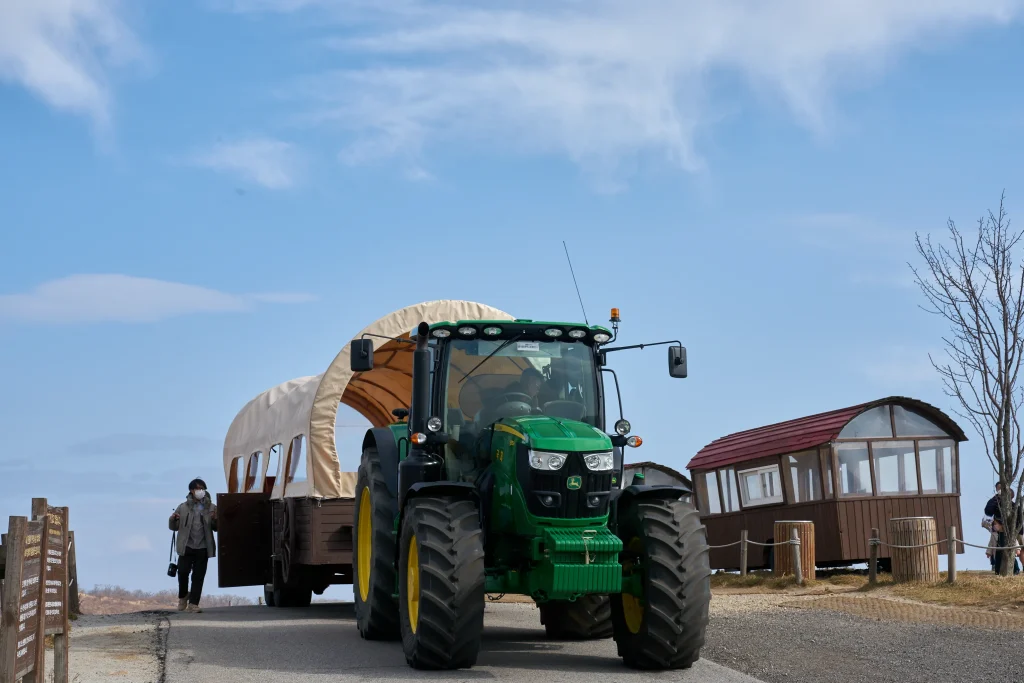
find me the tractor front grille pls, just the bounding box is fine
[521,451,613,519]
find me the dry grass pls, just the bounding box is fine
[861,571,1024,611]
[712,568,1024,612]
[710,570,868,592]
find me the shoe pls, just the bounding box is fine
[177,598,188,611]
[185,604,202,613]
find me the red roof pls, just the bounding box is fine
[686,396,966,472]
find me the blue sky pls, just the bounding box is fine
[2,1,1024,598]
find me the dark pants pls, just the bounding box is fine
[177,548,209,604]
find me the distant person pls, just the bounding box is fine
[169,478,218,613]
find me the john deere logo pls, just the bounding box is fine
[566,476,582,490]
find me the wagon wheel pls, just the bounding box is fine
[280,500,294,585]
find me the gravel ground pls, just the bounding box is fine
[704,595,1024,683]
[64,611,164,682]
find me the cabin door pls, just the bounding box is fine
[216,492,273,588]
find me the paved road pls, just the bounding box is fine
[165,601,765,682]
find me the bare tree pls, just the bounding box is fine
[911,192,1024,576]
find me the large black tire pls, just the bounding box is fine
[610,498,711,670]
[399,496,486,670]
[354,446,401,640]
[271,561,312,608]
[539,595,613,640]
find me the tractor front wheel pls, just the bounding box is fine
[353,446,400,640]
[611,498,711,670]
[539,595,613,640]
[399,496,486,670]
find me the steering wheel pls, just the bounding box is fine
[501,392,534,405]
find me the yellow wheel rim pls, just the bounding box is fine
[357,487,372,602]
[407,534,420,634]
[622,535,644,634]
[622,593,644,634]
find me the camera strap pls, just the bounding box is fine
[169,530,177,562]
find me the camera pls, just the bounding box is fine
[167,561,177,577]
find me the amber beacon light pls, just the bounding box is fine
[610,308,621,323]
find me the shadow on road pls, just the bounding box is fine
[166,602,640,677]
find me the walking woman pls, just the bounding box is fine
[168,478,218,612]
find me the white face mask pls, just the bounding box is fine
[193,489,206,500]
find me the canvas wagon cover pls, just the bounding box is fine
[222,300,515,499]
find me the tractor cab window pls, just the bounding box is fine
[443,338,599,433]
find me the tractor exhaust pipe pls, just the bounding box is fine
[410,321,430,436]
[398,321,443,507]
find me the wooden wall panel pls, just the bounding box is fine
[702,494,963,568]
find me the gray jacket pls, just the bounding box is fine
[169,493,218,557]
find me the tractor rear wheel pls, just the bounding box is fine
[399,496,486,670]
[354,446,400,640]
[538,595,613,640]
[610,498,711,670]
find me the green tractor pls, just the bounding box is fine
[349,309,710,670]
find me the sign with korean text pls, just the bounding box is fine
[44,507,68,635]
[14,519,43,679]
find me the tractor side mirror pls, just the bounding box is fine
[351,339,374,372]
[668,346,687,378]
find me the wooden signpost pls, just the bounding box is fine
[1,499,74,683]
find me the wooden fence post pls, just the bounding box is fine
[0,517,27,683]
[790,528,803,585]
[739,530,748,576]
[67,532,79,618]
[869,528,878,585]
[947,526,957,585]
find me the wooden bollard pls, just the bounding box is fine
[773,521,815,580]
[739,530,748,576]
[889,516,939,583]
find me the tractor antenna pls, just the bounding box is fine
[563,241,589,325]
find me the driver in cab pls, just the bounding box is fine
[514,367,545,408]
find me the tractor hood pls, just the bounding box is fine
[499,415,612,452]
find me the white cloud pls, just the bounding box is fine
[788,212,913,250]
[118,534,152,553]
[229,0,1021,186]
[187,137,302,189]
[0,0,144,130]
[0,274,315,324]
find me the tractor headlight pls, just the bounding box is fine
[427,416,443,432]
[583,452,614,471]
[593,332,611,343]
[529,450,567,470]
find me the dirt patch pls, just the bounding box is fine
[785,594,1024,631]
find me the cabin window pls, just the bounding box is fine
[836,442,873,496]
[287,435,307,484]
[702,471,722,514]
[871,441,918,495]
[821,447,835,498]
[245,451,263,492]
[892,406,948,438]
[720,468,741,512]
[919,439,957,494]
[265,444,282,494]
[233,455,246,493]
[838,406,894,439]
[738,465,783,507]
[787,450,823,503]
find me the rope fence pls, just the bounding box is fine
[705,521,1024,586]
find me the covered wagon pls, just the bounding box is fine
[217,300,515,606]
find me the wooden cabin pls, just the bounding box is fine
[686,397,966,571]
